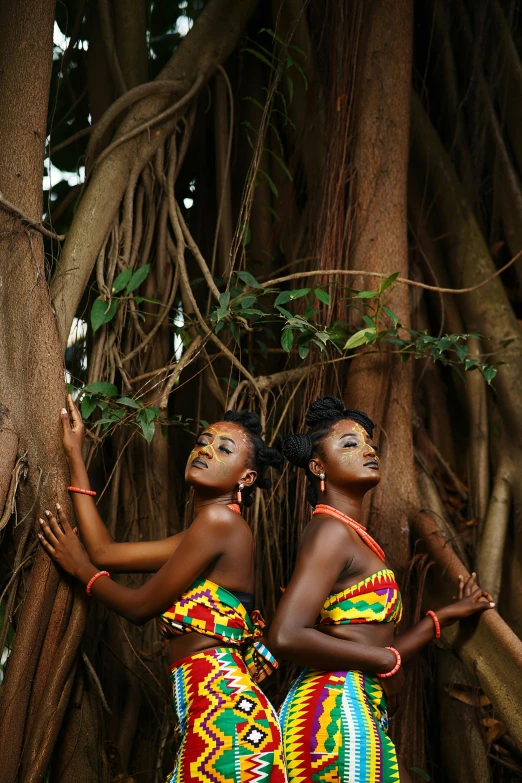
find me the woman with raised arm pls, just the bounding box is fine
[39,395,287,783]
[269,396,495,783]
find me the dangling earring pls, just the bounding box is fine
[237,483,244,503]
[319,473,326,492]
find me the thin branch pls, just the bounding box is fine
[0,193,66,241]
[86,79,187,166]
[92,73,205,171]
[260,249,522,294]
[81,651,112,714]
[159,335,206,410]
[49,126,92,157]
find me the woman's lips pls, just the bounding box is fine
[363,459,379,469]
[191,457,208,469]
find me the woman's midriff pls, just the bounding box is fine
[168,631,231,666]
[318,621,395,648]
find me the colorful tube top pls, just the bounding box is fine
[157,576,277,683]
[318,568,402,626]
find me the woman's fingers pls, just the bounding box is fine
[46,509,65,538]
[458,575,464,600]
[56,503,73,534]
[67,394,82,428]
[38,532,55,554]
[39,515,59,547]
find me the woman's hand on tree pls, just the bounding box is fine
[38,504,94,581]
[61,393,85,460]
[438,573,495,627]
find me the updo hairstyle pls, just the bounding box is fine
[281,396,374,507]
[223,410,282,507]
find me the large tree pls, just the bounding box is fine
[1,1,522,780]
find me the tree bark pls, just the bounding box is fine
[345,0,417,571]
[0,2,87,780]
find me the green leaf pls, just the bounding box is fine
[237,270,263,289]
[126,264,150,294]
[230,320,240,344]
[241,223,251,246]
[242,47,274,70]
[139,419,155,442]
[379,272,399,294]
[281,328,294,353]
[144,406,159,424]
[482,365,497,384]
[409,768,430,781]
[216,308,229,321]
[84,381,118,397]
[274,291,291,306]
[91,297,118,333]
[66,383,77,395]
[274,288,310,306]
[237,295,257,309]
[266,148,293,181]
[117,396,141,409]
[81,396,97,419]
[314,288,331,306]
[112,268,133,293]
[382,306,398,327]
[219,292,230,309]
[344,328,376,350]
[355,290,378,299]
[258,168,279,198]
[362,315,375,329]
[286,73,294,103]
[298,343,309,359]
[455,343,468,362]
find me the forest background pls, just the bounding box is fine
[1,0,522,781]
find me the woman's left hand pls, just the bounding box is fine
[38,505,93,581]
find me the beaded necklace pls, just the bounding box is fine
[312,503,386,562]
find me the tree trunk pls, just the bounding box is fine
[0,4,86,780]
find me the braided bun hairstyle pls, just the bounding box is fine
[281,396,374,508]
[223,410,282,507]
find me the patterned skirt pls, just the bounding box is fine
[279,669,400,783]
[167,647,287,783]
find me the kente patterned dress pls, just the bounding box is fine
[158,524,287,783]
[279,507,403,783]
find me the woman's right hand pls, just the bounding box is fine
[61,394,85,460]
[438,573,495,627]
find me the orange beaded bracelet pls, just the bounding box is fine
[86,570,110,596]
[426,609,441,639]
[376,646,402,678]
[68,486,97,497]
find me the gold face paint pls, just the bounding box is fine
[189,426,235,477]
[332,421,379,465]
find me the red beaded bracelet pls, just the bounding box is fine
[86,570,110,595]
[68,486,96,497]
[426,609,441,639]
[376,646,402,678]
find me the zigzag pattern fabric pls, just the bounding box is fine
[167,647,287,783]
[319,570,402,627]
[158,577,277,683]
[279,668,400,783]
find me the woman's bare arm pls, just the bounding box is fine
[39,504,240,625]
[268,519,396,673]
[62,396,182,572]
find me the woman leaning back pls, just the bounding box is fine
[268,396,495,783]
[39,395,287,783]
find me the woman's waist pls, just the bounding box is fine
[316,622,395,647]
[168,630,240,668]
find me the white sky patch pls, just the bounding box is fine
[183,198,194,209]
[175,15,193,36]
[44,159,85,193]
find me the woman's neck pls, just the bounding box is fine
[193,493,235,516]
[316,487,366,525]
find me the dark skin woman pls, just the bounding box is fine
[39,395,287,783]
[268,396,494,783]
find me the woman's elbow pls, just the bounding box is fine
[268,624,294,658]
